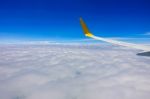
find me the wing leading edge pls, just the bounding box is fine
[80,18,150,51]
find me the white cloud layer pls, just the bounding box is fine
[0,44,150,99]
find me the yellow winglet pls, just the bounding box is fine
[80,17,94,37]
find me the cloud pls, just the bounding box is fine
[0,44,150,99]
[144,32,150,36]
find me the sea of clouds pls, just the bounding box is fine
[0,44,150,99]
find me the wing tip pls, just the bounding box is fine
[79,17,94,37]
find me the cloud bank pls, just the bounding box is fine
[0,44,150,99]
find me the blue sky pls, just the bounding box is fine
[0,0,150,42]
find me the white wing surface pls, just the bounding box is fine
[80,18,150,51]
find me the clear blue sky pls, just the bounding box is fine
[0,0,150,42]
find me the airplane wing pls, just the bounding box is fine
[80,18,150,52]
